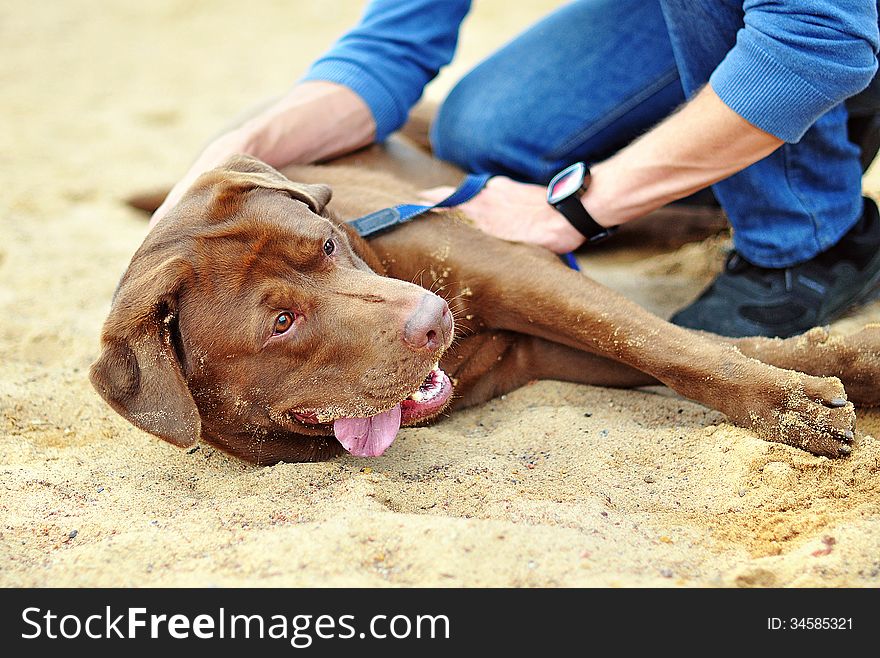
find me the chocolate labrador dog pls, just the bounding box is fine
[91,140,880,464]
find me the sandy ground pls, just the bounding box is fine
[2,1,880,588]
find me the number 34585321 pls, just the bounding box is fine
[768,618,853,630]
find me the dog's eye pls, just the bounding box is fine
[273,312,295,335]
[323,238,336,256]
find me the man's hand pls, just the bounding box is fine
[421,176,586,253]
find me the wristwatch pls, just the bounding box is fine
[546,162,616,244]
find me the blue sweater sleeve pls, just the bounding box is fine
[710,0,879,142]
[302,0,471,142]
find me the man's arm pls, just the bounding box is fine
[424,1,879,252]
[151,0,471,228]
[423,85,784,253]
[149,81,374,229]
[303,0,471,143]
[585,84,783,226]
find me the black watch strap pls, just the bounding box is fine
[552,192,616,244]
[547,163,616,244]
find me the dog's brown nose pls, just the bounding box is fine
[403,293,452,351]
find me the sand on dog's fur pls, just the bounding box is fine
[2,0,880,587]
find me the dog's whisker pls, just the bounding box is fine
[412,269,428,288]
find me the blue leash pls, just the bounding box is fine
[348,173,580,272]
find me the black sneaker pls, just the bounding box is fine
[671,197,880,338]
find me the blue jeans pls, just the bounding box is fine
[431,0,866,268]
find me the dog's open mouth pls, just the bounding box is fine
[329,362,452,458]
[400,362,452,421]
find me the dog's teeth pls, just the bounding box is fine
[410,391,425,402]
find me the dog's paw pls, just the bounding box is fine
[742,372,855,458]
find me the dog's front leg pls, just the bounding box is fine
[389,222,856,457]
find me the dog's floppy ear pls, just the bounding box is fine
[212,154,332,215]
[90,256,199,448]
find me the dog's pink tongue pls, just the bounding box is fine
[333,404,402,457]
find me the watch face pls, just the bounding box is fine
[547,162,586,204]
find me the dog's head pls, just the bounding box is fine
[90,156,454,463]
